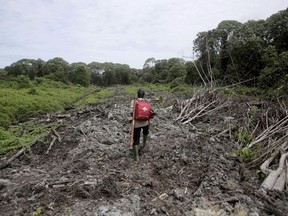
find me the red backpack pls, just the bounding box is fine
[134,100,152,121]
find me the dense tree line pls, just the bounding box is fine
[189,8,288,91]
[2,8,287,92]
[3,58,140,87]
[141,8,288,93]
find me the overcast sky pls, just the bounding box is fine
[0,0,287,69]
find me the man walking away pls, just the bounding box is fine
[130,89,154,161]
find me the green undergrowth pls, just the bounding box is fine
[0,121,59,154]
[219,86,265,100]
[0,76,114,154]
[0,77,93,127]
[74,87,115,109]
[123,83,194,96]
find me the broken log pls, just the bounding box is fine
[260,151,279,175]
[261,152,288,191]
[0,148,25,170]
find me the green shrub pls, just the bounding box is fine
[0,127,10,140]
[27,87,38,95]
[233,127,253,146]
[15,75,32,88]
[235,148,254,163]
[169,76,185,89]
[0,113,11,128]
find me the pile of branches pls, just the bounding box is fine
[174,88,228,124]
[244,101,288,192]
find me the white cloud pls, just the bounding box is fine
[0,0,287,69]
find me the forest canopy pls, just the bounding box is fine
[2,8,288,94]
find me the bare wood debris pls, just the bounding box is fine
[174,88,228,124]
[244,100,288,192]
[0,148,26,170]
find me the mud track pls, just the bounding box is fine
[1,87,288,215]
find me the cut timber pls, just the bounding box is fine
[261,152,288,191]
[0,148,25,170]
[272,168,286,191]
[260,151,279,175]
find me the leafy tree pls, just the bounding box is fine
[185,61,201,85]
[266,8,288,52]
[115,66,130,85]
[259,46,288,90]
[42,57,69,83]
[128,69,140,83]
[88,62,104,86]
[69,63,91,86]
[143,57,156,69]
[0,69,7,77]
[155,59,169,82]
[6,59,45,80]
[227,20,266,85]
[102,69,116,86]
[166,58,186,82]
[213,20,242,75]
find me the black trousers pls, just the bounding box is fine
[133,125,149,145]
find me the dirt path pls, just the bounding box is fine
[1,87,288,215]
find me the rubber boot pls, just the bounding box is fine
[133,145,140,161]
[140,135,148,153]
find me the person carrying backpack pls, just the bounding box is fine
[130,89,155,161]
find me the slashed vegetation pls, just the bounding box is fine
[174,87,288,193]
[0,85,288,215]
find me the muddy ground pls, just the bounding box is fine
[1,87,288,216]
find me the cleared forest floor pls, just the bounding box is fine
[0,86,288,216]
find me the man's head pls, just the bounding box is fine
[137,89,145,98]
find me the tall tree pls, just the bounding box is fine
[42,57,69,83]
[266,8,288,52]
[166,58,186,82]
[259,46,288,90]
[227,20,266,85]
[69,63,91,86]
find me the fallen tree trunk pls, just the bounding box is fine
[272,167,287,191]
[261,152,288,191]
[0,148,25,170]
[260,151,279,175]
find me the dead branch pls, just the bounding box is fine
[248,115,288,149]
[46,136,57,154]
[52,128,61,142]
[248,140,288,169]
[0,133,46,170]
[175,89,226,124]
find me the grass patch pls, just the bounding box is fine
[0,77,100,154]
[75,87,115,108]
[0,122,58,154]
[123,83,170,95]
[123,85,138,96]
[0,78,91,127]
